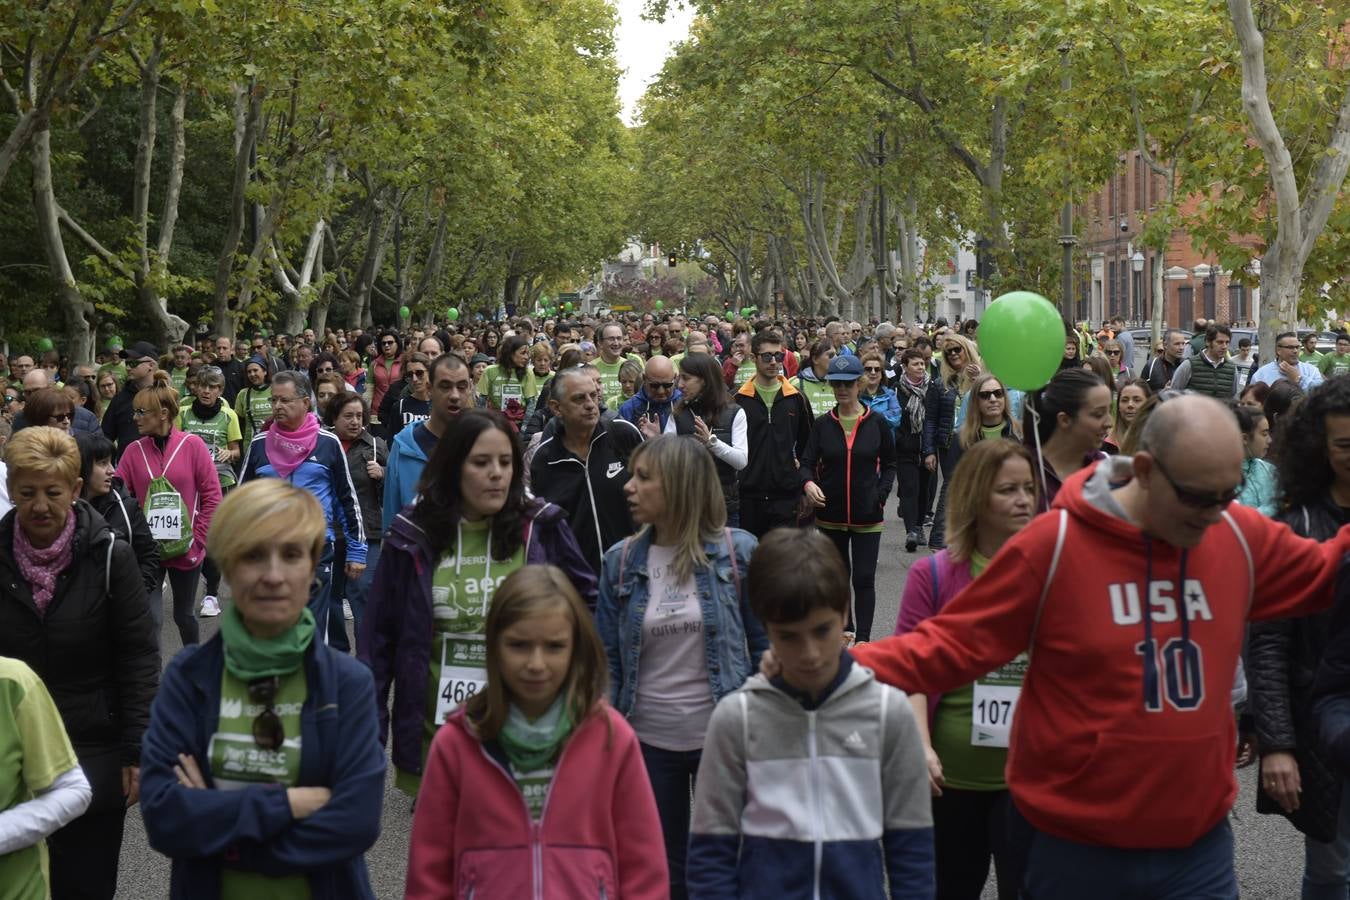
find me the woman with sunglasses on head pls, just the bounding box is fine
[139,479,385,899]
[924,334,983,550]
[796,338,839,417]
[801,355,898,644]
[116,371,222,647]
[1023,367,1111,512]
[0,427,158,899]
[1248,378,1350,896]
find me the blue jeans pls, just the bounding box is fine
[1303,781,1350,900]
[639,742,701,900]
[1013,803,1237,899]
[310,542,335,647]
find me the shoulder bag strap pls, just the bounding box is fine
[723,527,741,597]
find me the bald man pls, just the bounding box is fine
[831,396,1350,897]
[618,354,680,435]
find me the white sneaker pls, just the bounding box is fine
[200,595,221,617]
[344,599,354,621]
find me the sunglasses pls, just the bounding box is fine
[863,366,883,374]
[1106,349,1122,357]
[1151,455,1240,509]
[757,351,786,363]
[3,395,17,404]
[646,380,675,390]
[944,347,964,356]
[381,339,398,346]
[248,676,285,751]
[132,407,152,417]
[408,369,428,379]
[49,412,72,423]
[316,365,334,373]
[977,388,1005,400]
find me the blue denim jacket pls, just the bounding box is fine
[596,527,768,716]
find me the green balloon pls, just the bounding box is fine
[564,301,574,312]
[979,291,1064,391]
[447,307,460,322]
[655,300,664,310]
[107,335,122,349]
[399,305,410,319]
[36,337,53,352]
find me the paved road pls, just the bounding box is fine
[115,505,1309,897]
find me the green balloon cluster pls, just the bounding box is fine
[978,291,1065,391]
[447,307,460,322]
[739,306,757,318]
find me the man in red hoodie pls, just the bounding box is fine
[848,395,1350,898]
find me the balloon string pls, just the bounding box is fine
[1030,396,1049,506]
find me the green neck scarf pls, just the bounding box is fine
[219,602,316,680]
[498,696,573,772]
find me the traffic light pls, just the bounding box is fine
[668,254,678,268]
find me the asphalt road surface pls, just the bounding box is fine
[115,504,1310,898]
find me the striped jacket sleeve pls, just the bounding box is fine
[878,685,935,900]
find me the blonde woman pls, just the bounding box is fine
[924,333,984,549]
[957,372,1019,452]
[595,434,766,900]
[139,480,384,898]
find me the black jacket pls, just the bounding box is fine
[90,479,161,595]
[529,417,642,575]
[0,501,159,809]
[799,407,897,528]
[340,428,388,540]
[735,376,813,498]
[921,377,958,459]
[1248,498,1346,840]
[672,402,742,517]
[101,379,142,462]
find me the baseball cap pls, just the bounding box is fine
[825,354,864,381]
[119,341,159,363]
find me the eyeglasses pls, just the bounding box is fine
[1276,343,1300,350]
[977,388,1005,400]
[944,347,964,356]
[1151,455,1240,509]
[408,369,428,379]
[49,412,72,423]
[316,365,334,374]
[132,407,152,418]
[757,351,786,363]
[863,366,883,374]
[248,676,285,751]
[646,380,675,390]
[381,339,398,346]
[1106,349,1122,357]
[270,395,302,406]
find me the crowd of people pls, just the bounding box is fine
[3,306,1350,898]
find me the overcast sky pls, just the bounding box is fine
[614,0,694,125]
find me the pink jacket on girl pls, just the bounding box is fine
[406,703,668,900]
[115,430,221,571]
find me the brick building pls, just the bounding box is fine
[1075,149,1259,330]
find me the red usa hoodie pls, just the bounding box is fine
[853,456,1350,850]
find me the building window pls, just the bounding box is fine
[1108,260,1117,317]
[1203,279,1216,319]
[1134,156,1144,211]
[1178,286,1194,326]
[1229,284,1247,322]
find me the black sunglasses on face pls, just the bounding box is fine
[1151,455,1240,509]
[977,388,1005,400]
[646,380,675,390]
[945,347,963,356]
[758,351,786,363]
[248,676,285,751]
[863,366,882,373]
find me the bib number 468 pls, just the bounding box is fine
[441,679,479,706]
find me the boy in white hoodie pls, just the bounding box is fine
[687,528,935,899]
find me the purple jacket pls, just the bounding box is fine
[892,549,974,724]
[358,498,597,777]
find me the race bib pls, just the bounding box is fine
[146,489,184,542]
[501,381,524,404]
[435,635,487,724]
[970,652,1028,748]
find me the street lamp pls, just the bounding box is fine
[1131,250,1145,323]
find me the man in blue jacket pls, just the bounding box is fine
[240,370,366,645]
[618,355,681,433]
[383,353,476,526]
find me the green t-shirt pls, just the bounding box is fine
[929,552,1028,790]
[179,405,243,488]
[1300,349,1324,365]
[730,359,757,389]
[0,658,81,900]
[477,366,538,412]
[593,355,641,410]
[980,424,1006,442]
[798,375,837,417]
[211,667,310,900]
[753,382,779,411]
[395,520,526,795]
[169,366,190,396]
[1320,352,1350,378]
[512,763,556,820]
[235,385,273,446]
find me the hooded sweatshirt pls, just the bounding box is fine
[851,455,1350,850]
[383,421,431,528]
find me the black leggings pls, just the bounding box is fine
[822,528,881,641]
[897,458,934,536]
[157,564,201,647]
[932,787,1015,900]
[48,807,126,900]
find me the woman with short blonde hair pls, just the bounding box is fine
[140,479,384,898]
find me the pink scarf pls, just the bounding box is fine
[15,509,76,616]
[265,412,321,480]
